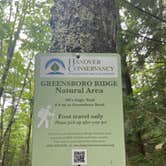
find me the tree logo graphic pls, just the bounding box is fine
[45,58,65,75]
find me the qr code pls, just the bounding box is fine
[72,149,87,165]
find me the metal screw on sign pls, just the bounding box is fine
[76,53,80,59]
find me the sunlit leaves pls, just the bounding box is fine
[0,0,51,165]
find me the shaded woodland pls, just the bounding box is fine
[0,0,166,165]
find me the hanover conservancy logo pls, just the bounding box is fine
[45,58,65,75]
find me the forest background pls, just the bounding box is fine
[0,0,166,166]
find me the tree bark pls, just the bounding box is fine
[0,95,5,162]
[50,0,117,53]
[1,128,11,166]
[50,0,131,165]
[24,99,33,166]
[137,131,146,156]
[121,54,133,95]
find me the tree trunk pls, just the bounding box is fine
[137,131,146,156]
[24,102,33,166]
[1,128,11,166]
[0,95,5,163]
[50,1,132,165]
[50,0,117,53]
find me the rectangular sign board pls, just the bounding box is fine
[32,53,126,166]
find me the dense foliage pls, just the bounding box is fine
[0,0,165,166]
[120,0,166,165]
[0,0,52,165]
